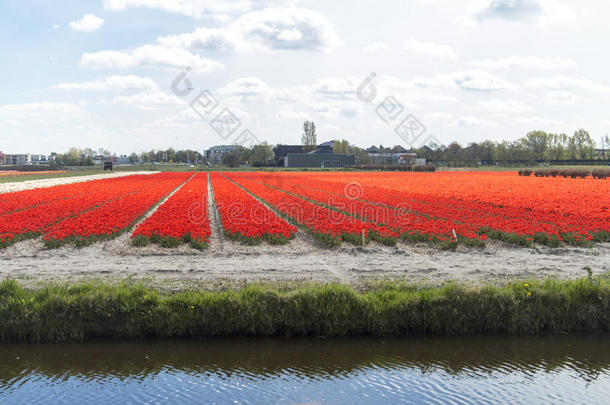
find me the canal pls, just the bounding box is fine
[1,335,608,404]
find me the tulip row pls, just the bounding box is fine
[1,174,176,248]
[226,173,398,247]
[131,173,211,250]
[43,173,191,247]
[210,173,297,244]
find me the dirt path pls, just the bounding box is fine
[207,173,226,254]
[0,171,157,194]
[1,238,608,290]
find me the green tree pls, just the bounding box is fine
[348,145,370,165]
[547,133,568,160]
[249,142,274,165]
[332,139,349,153]
[478,141,496,164]
[222,150,242,167]
[522,130,548,160]
[572,129,595,160]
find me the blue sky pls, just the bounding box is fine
[1,0,609,154]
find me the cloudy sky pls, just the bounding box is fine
[1,0,609,154]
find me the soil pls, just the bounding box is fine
[2,235,608,291]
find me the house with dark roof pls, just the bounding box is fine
[205,145,243,163]
[366,145,423,166]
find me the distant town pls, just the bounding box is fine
[1,124,609,169]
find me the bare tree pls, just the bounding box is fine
[301,121,317,152]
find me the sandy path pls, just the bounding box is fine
[0,171,157,194]
[1,238,608,290]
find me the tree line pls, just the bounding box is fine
[417,129,608,166]
[44,128,609,168]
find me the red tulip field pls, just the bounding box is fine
[0,171,608,250]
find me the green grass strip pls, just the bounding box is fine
[0,277,609,342]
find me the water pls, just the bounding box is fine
[1,335,609,404]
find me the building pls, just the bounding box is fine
[366,145,421,166]
[3,154,31,165]
[115,155,130,164]
[30,154,48,164]
[285,153,356,168]
[205,145,243,163]
[314,141,334,153]
[0,151,5,165]
[273,145,304,165]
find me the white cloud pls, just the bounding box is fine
[395,70,515,92]
[217,77,274,100]
[403,39,457,59]
[155,7,341,53]
[81,45,224,72]
[69,14,104,32]
[363,42,390,52]
[474,0,542,22]
[53,75,160,92]
[0,102,85,124]
[378,76,459,103]
[544,90,577,105]
[157,27,239,51]
[311,76,360,100]
[450,116,498,127]
[278,109,308,120]
[451,70,516,91]
[476,99,533,113]
[526,75,610,93]
[469,0,576,26]
[144,109,206,128]
[217,75,361,103]
[471,55,577,70]
[424,112,455,121]
[113,92,185,110]
[102,0,252,18]
[228,8,341,51]
[313,101,362,119]
[515,116,569,126]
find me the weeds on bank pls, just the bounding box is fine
[1,277,608,342]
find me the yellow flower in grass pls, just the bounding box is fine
[524,283,530,287]
[527,292,532,297]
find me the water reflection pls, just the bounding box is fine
[1,335,609,404]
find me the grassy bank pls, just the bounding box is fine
[1,277,608,342]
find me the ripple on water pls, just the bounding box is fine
[1,336,609,404]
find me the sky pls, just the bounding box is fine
[1,0,609,154]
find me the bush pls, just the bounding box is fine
[592,169,610,179]
[412,165,436,172]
